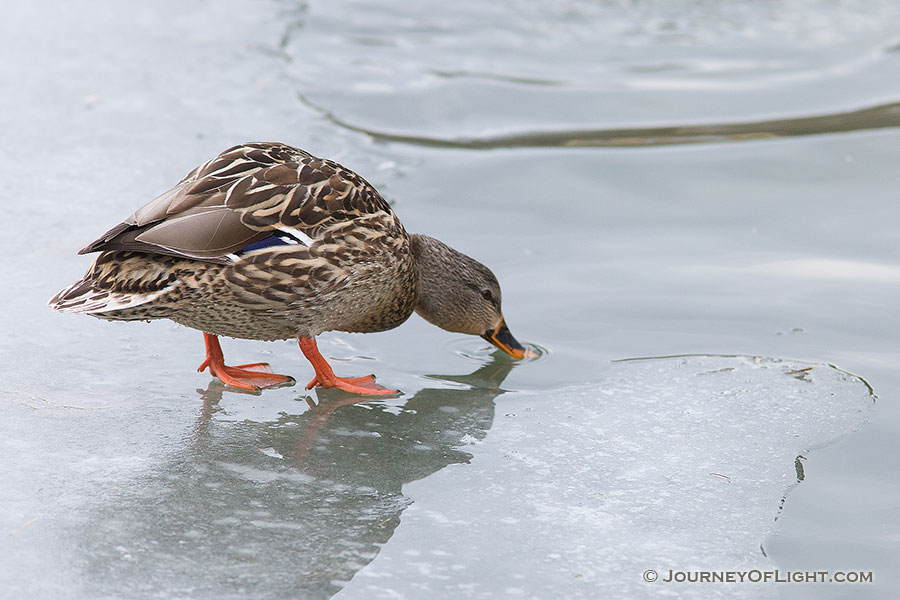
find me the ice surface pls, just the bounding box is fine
[0,360,511,600]
[338,356,873,599]
[0,356,872,600]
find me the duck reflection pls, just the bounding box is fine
[80,356,516,600]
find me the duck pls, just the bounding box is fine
[49,142,529,394]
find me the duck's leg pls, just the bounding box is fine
[197,333,295,391]
[299,337,397,395]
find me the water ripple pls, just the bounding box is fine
[443,335,550,365]
[297,92,900,150]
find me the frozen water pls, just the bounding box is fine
[339,356,873,599]
[0,356,872,599]
[1,360,511,599]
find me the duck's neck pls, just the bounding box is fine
[409,233,496,335]
[410,234,467,332]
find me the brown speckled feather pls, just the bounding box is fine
[51,142,418,341]
[79,142,397,261]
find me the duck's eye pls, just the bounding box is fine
[480,289,494,302]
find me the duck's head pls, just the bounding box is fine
[410,234,529,359]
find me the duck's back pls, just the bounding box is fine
[50,143,419,341]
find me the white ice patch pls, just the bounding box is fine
[339,356,874,600]
[258,447,284,460]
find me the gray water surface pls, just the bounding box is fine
[2,1,899,598]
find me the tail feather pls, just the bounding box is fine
[49,252,176,318]
[48,278,167,315]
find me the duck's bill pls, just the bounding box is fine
[482,318,533,360]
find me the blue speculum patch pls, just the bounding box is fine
[238,235,300,254]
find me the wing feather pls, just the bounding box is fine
[77,142,398,263]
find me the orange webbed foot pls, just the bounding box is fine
[203,362,295,391]
[198,333,295,391]
[299,337,399,396]
[304,373,397,395]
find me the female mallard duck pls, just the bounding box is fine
[49,142,528,394]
